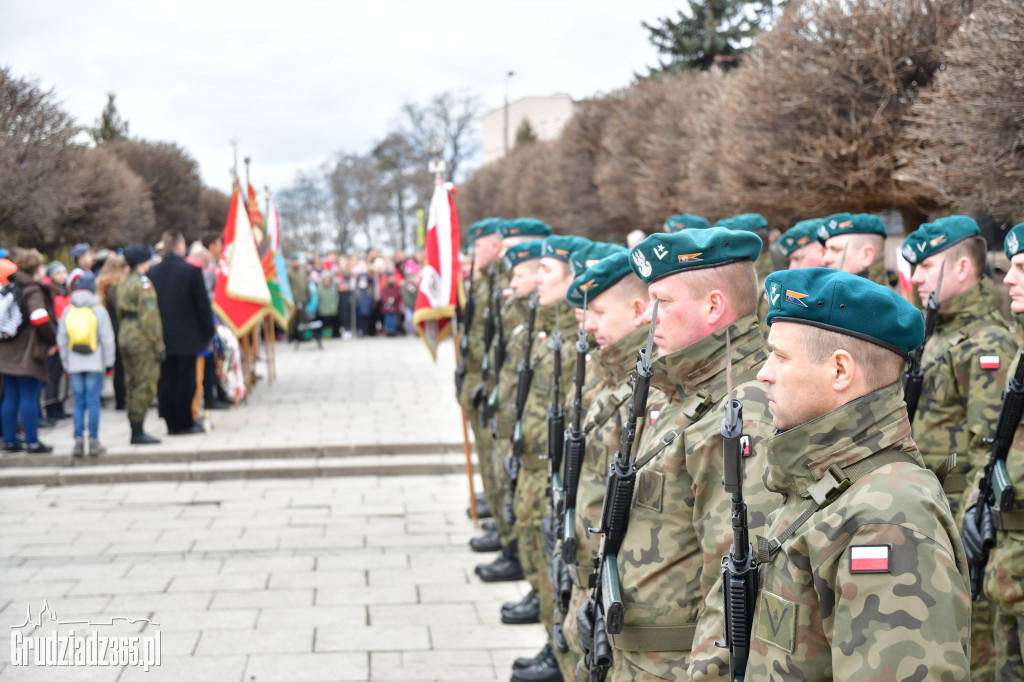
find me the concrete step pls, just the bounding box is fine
[0,452,473,486]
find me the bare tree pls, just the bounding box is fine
[0,66,84,250]
[198,187,231,236]
[277,166,335,254]
[108,138,203,243]
[373,133,429,251]
[402,90,482,183]
[718,0,973,221]
[900,0,1024,227]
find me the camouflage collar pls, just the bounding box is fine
[764,381,918,497]
[535,299,576,336]
[935,280,1000,328]
[857,259,891,288]
[649,314,765,401]
[593,324,650,386]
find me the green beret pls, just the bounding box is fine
[570,242,625,277]
[715,213,769,233]
[764,267,924,356]
[502,217,552,238]
[503,239,545,269]
[566,251,634,309]
[817,213,887,245]
[541,235,591,263]
[1003,222,1024,260]
[629,226,762,284]
[900,215,980,265]
[777,219,826,256]
[663,214,712,233]
[466,218,504,242]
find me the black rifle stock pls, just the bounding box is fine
[455,247,476,398]
[485,273,506,426]
[548,303,566,508]
[905,263,944,424]
[584,300,658,681]
[505,292,538,527]
[971,347,1024,600]
[715,331,757,682]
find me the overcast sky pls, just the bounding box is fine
[1,0,682,194]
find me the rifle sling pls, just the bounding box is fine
[633,431,679,472]
[610,622,697,653]
[756,450,918,564]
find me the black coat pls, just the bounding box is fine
[147,253,215,356]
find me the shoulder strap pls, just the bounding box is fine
[755,449,918,564]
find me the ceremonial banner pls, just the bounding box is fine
[262,191,294,327]
[213,184,272,336]
[413,179,460,360]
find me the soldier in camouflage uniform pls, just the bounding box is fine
[117,244,164,445]
[584,228,780,681]
[510,235,590,682]
[775,218,826,270]
[559,252,665,680]
[748,267,970,680]
[716,213,775,332]
[819,212,896,289]
[901,216,1018,679]
[963,221,1024,681]
[459,219,513,568]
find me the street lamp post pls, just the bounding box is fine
[503,70,515,156]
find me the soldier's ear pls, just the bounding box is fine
[830,349,857,394]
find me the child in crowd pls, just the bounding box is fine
[57,273,115,456]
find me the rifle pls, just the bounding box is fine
[477,264,498,425]
[561,290,590,566]
[504,291,538,527]
[584,299,658,682]
[454,246,477,398]
[548,301,566,511]
[715,330,757,682]
[904,262,944,424]
[969,347,1024,600]
[484,274,507,426]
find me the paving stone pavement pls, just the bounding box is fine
[0,474,545,681]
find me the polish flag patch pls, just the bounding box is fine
[979,355,1000,370]
[849,545,890,573]
[649,410,660,426]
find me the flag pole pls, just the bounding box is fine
[450,314,478,521]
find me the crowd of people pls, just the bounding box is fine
[454,213,1024,682]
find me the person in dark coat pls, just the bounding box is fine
[146,232,215,435]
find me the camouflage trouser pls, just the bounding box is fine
[491,438,515,545]
[123,349,159,423]
[465,402,494,517]
[995,607,1024,682]
[561,580,587,681]
[515,467,553,620]
[611,649,691,681]
[972,594,997,681]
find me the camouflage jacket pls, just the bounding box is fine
[116,271,164,355]
[983,345,1024,615]
[519,300,578,470]
[747,381,971,681]
[914,281,1018,498]
[458,263,507,406]
[614,316,779,680]
[570,325,665,585]
[859,259,896,291]
[492,295,531,439]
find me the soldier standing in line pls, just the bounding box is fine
[715,213,776,332]
[473,218,552,561]
[963,221,1024,681]
[558,251,665,680]
[585,227,779,681]
[511,234,590,682]
[117,244,164,445]
[774,218,827,270]
[818,212,897,288]
[748,267,971,679]
[488,239,547,633]
[900,215,1018,680]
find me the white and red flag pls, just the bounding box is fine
[413,179,461,360]
[212,183,272,336]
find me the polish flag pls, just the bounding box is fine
[980,355,1001,370]
[413,179,460,360]
[850,545,890,573]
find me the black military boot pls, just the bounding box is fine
[481,520,497,532]
[467,496,493,519]
[513,643,551,671]
[469,529,501,553]
[510,644,563,682]
[501,590,540,624]
[475,544,524,582]
[130,420,161,445]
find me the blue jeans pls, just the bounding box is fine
[1,374,42,446]
[70,372,103,439]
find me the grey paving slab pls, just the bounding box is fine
[244,652,368,682]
